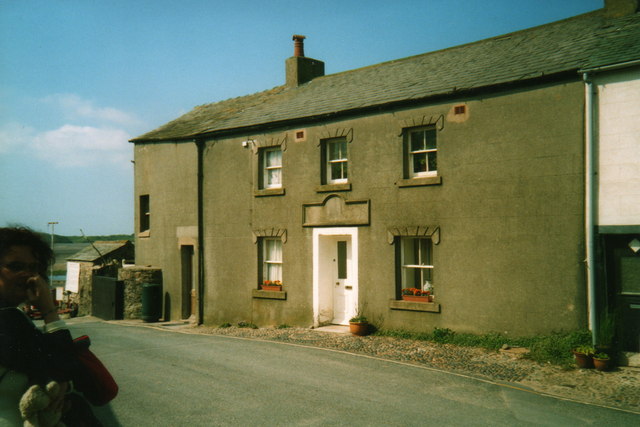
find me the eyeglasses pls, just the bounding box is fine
[0,262,42,273]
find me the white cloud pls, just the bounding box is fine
[41,93,143,128]
[0,122,35,153]
[31,125,132,167]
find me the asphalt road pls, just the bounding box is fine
[64,319,639,426]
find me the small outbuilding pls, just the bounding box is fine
[65,241,134,316]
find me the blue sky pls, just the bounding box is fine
[0,0,603,236]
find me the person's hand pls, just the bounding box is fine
[25,275,57,318]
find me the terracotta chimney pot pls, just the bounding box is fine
[293,35,306,57]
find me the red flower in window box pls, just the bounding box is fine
[261,280,283,291]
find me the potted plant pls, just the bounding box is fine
[593,352,611,372]
[572,345,595,369]
[401,288,433,302]
[261,280,282,291]
[349,313,370,336]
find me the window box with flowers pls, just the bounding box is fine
[401,288,434,302]
[261,280,283,291]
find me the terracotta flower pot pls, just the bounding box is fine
[349,322,369,336]
[573,352,594,369]
[593,357,611,371]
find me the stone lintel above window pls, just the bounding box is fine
[318,127,353,145]
[252,228,287,244]
[387,226,440,245]
[251,134,288,154]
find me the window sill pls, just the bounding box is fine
[397,176,442,187]
[138,230,150,238]
[252,289,287,300]
[389,299,441,313]
[315,183,351,193]
[254,188,285,197]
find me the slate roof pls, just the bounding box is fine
[67,241,132,262]
[132,9,640,143]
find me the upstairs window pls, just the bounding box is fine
[139,194,150,233]
[405,127,437,178]
[262,147,282,189]
[323,138,348,184]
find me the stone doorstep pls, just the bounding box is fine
[620,352,640,368]
[313,325,350,334]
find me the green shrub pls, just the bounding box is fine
[528,330,591,366]
[432,327,455,343]
[219,322,232,328]
[276,324,291,329]
[237,321,258,329]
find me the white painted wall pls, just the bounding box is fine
[597,68,640,226]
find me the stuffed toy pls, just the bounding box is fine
[18,381,66,427]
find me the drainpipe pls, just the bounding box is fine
[196,139,205,325]
[583,72,597,345]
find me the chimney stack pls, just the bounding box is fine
[285,35,325,87]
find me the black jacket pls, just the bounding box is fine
[0,304,78,385]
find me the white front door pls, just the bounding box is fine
[332,239,352,324]
[313,228,358,327]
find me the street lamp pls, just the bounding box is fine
[48,221,59,280]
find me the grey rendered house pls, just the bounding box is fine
[131,1,640,345]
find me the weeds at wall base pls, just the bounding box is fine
[374,328,592,367]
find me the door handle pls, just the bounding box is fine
[345,286,353,290]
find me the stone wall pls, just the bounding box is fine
[118,266,163,319]
[76,262,95,316]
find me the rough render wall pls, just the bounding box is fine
[134,142,198,321]
[597,67,640,226]
[195,81,587,335]
[136,80,587,336]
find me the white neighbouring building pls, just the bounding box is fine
[587,63,640,354]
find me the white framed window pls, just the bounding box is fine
[324,138,348,184]
[400,237,433,290]
[261,238,282,284]
[262,147,282,189]
[406,127,437,178]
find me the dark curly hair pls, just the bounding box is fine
[0,227,54,278]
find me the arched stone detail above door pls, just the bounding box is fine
[386,226,440,245]
[302,194,370,227]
